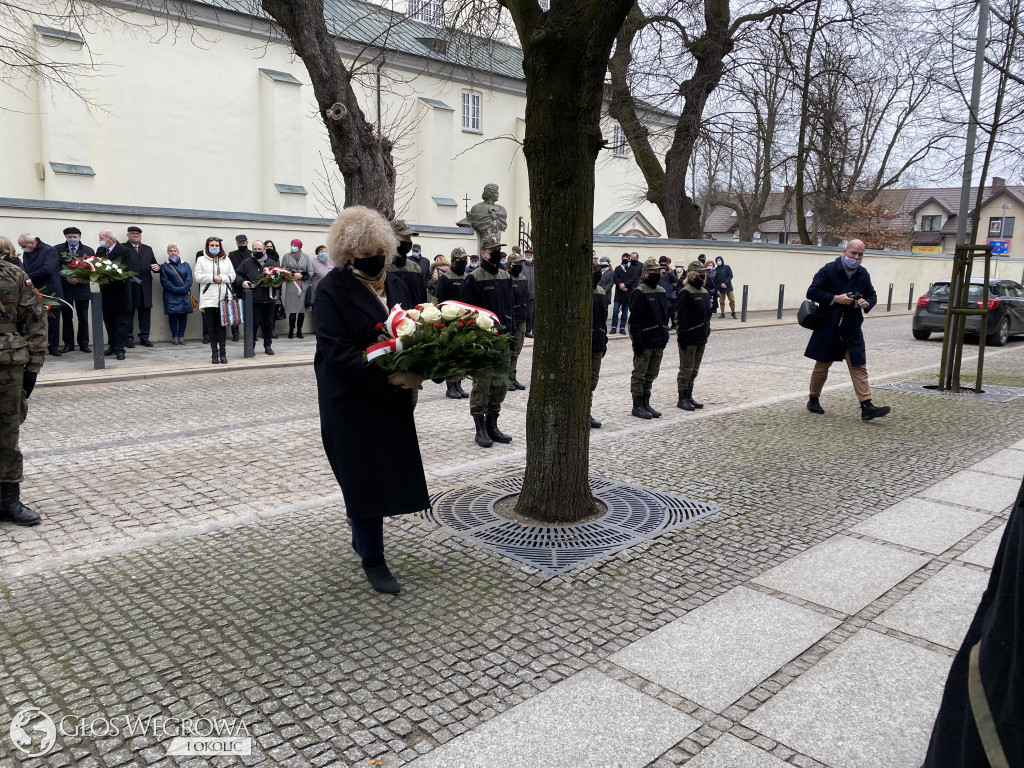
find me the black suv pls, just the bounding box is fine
[913,278,1024,346]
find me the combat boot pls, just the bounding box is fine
[456,382,470,398]
[445,382,462,399]
[473,414,493,448]
[0,483,41,526]
[632,395,652,419]
[807,396,825,414]
[686,389,704,409]
[485,413,512,443]
[677,393,696,411]
[642,393,661,418]
[589,414,602,429]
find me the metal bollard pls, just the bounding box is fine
[90,282,104,370]
[777,284,784,320]
[243,289,254,358]
[741,285,749,322]
[887,283,893,312]
[908,283,914,310]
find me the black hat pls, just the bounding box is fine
[127,226,142,233]
[658,255,670,265]
[236,234,248,243]
[63,226,81,236]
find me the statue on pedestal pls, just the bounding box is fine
[457,184,508,249]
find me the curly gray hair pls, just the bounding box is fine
[326,206,397,268]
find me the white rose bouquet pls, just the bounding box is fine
[364,301,512,381]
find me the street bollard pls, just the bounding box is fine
[777,284,784,320]
[243,289,254,358]
[741,285,749,322]
[90,282,104,370]
[887,283,893,312]
[908,283,914,310]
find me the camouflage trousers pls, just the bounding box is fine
[676,344,706,394]
[470,349,511,417]
[0,364,28,484]
[630,347,664,396]
[509,322,527,381]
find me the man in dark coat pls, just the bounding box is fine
[410,243,431,296]
[387,220,428,304]
[56,226,94,353]
[124,226,159,347]
[18,234,64,356]
[676,260,713,411]
[657,255,678,327]
[462,235,514,448]
[628,258,671,419]
[522,246,536,337]
[804,239,890,420]
[96,229,134,360]
[598,255,614,293]
[227,235,251,343]
[507,251,529,392]
[234,240,279,356]
[714,255,736,319]
[590,257,609,429]
[611,252,640,334]
[923,475,1024,767]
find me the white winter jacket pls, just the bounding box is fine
[194,254,236,310]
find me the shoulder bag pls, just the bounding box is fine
[798,299,823,330]
[169,263,198,308]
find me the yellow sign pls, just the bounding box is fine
[913,246,944,254]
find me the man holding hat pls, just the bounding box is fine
[57,226,95,352]
[462,235,514,447]
[388,220,427,304]
[628,257,671,419]
[124,226,159,347]
[507,250,529,391]
[676,260,713,411]
[227,235,251,342]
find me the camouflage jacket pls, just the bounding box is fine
[0,259,47,372]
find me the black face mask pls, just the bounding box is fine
[266,247,278,257]
[510,264,523,277]
[592,271,602,287]
[643,273,660,287]
[451,260,467,275]
[487,250,505,266]
[396,241,413,257]
[690,275,705,288]
[621,259,629,266]
[354,254,386,276]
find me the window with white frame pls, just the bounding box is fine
[612,123,627,157]
[461,90,481,132]
[920,215,941,231]
[409,0,443,26]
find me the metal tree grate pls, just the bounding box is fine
[874,380,1024,404]
[420,475,720,574]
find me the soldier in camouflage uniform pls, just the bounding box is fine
[0,257,47,525]
[628,257,670,419]
[388,220,427,304]
[506,251,528,392]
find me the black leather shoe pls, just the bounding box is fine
[507,381,517,392]
[115,352,125,360]
[1,483,41,526]
[677,395,696,411]
[203,336,210,344]
[104,348,115,356]
[61,343,74,353]
[362,561,401,594]
[264,347,275,355]
[513,379,526,391]
[231,333,239,342]
[589,414,602,429]
[126,339,135,348]
[140,339,154,347]
[860,400,891,421]
[689,395,704,409]
[219,354,227,364]
[80,345,91,353]
[486,413,512,443]
[211,354,219,365]
[47,347,61,356]
[525,332,534,338]
[473,414,493,448]
[807,397,825,414]
[296,330,304,339]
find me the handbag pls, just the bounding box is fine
[168,262,198,309]
[304,282,314,309]
[220,286,243,326]
[798,299,823,330]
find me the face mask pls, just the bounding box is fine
[644,272,660,287]
[209,247,221,256]
[716,260,723,266]
[510,264,523,277]
[318,252,328,260]
[354,254,386,276]
[169,256,181,264]
[23,248,31,255]
[290,245,299,254]
[500,260,507,269]
[525,257,533,264]
[592,271,602,287]
[266,247,277,256]
[451,261,467,275]
[487,251,504,266]
[842,255,860,270]
[396,241,413,256]
[66,237,79,247]
[99,242,107,250]
[691,275,705,288]
[621,258,629,266]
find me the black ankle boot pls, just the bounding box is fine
[0,483,41,526]
[473,414,493,448]
[456,382,470,398]
[288,313,296,338]
[296,314,304,339]
[589,414,602,429]
[362,560,401,594]
[642,394,661,418]
[677,393,696,411]
[445,382,462,399]
[486,413,512,443]
[860,400,891,421]
[807,396,825,414]
[632,394,652,419]
[686,389,703,409]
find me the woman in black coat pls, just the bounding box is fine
[314,206,428,594]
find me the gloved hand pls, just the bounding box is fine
[22,371,37,398]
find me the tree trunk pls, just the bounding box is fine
[261,0,396,217]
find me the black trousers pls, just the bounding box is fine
[102,310,132,353]
[129,306,152,342]
[350,517,385,563]
[61,299,90,348]
[526,298,535,333]
[254,302,275,346]
[203,308,226,353]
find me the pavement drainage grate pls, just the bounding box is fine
[420,475,721,574]
[875,380,1024,404]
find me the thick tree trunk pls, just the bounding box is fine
[261,0,395,217]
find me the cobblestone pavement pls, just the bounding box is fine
[1,315,1022,767]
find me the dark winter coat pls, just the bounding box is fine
[804,257,878,367]
[521,260,536,299]
[228,247,250,273]
[97,243,134,312]
[714,260,734,292]
[313,265,428,520]
[510,273,529,324]
[233,254,281,304]
[612,261,641,304]
[628,282,670,352]
[434,269,467,303]
[23,240,64,299]
[598,267,614,294]
[412,253,431,294]
[57,244,95,301]
[125,243,158,308]
[159,261,195,315]
[676,281,713,348]
[387,256,427,305]
[658,269,678,302]
[923,477,1024,767]
[462,261,514,335]
[592,285,609,355]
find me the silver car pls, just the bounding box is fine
[913,278,1024,346]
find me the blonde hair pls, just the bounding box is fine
[166,243,179,254]
[326,206,397,268]
[0,235,17,261]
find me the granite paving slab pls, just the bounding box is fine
[849,498,989,555]
[683,734,792,768]
[751,536,929,614]
[743,630,951,768]
[969,448,1024,479]
[407,669,698,768]
[916,470,1021,513]
[610,586,839,712]
[958,524,1008,567]
[875,564,989,649]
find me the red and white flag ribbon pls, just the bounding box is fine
[366,338,403,360]
[384,305,409,337]
[437,300,498,321]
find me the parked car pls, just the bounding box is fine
[913,278,1024,346]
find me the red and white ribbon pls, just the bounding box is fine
[437,300,498,321]
[384,305,410,337]
[366,338,403,360]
